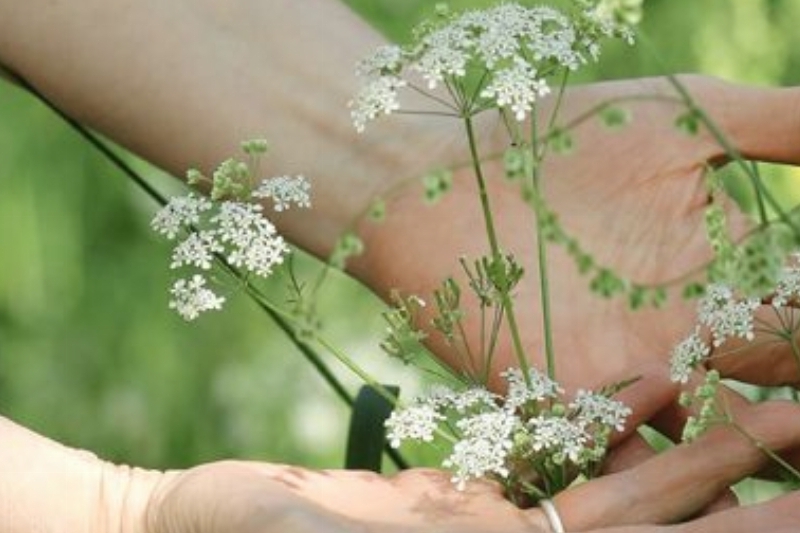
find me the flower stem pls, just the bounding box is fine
[463,116,531,380]
[528,71,570,381]
[530,113,556,380]
[730,421,800,482]
[784,328,800,378]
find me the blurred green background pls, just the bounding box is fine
[1,0,799,476]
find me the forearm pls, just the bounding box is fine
[0,415,162,533]
[0,0,461,257]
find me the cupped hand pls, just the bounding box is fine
[142,402,800,533]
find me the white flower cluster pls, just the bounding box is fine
[151,173,311,321]
[351,2,639,131]
[772,253,800,307]
[670,280,768,383]
[669,327,711,384]
[252,175,312,212]
[698,284,760,347]
[570,388,632,431]
[385,367,631,494]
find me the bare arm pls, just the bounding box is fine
[0,0,462,257]
[0,415,161,533]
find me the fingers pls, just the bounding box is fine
[672,491,800,533]
[603,432,660,475]
[605,428,738,517]
[707,326,800,388]
[554,401,800,531]
[694,77,800,166]
[588,493,800,533]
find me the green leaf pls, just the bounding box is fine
[422,168,453,204]
[345,385,400,472]
[600,105,631,129]
[549,128,574,154]
[368,197,386,222]
[675,110,701,136]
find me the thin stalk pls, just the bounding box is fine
[659,76,799,234]
[463,116,532,380]
[730,421,800,482]
[528,71,570,380]
[784,329,800,378]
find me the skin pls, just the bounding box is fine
[0,0,799,531]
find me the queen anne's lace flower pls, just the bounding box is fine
[169,275,226,321]
[151,194,212,240]
[170,231,223,270]
[449,387,498,412]
[444,410,517,489]
[351,2,638,131]
[570,389,631,431]
[773,258,800,307]
[669,327,711,383]
[212,201,289,277]
[503,367,562,410]
[252,175,312,212]
[697,284,760,347]
[529,415,589,464]
[480,60,550,121]
[356,44,405,77]
[385,404,443,448]
[349,76,407,133]
[413,24,471,89]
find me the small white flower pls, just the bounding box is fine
[151,194,212,240]
[773,258,800,307]
[356,44,404,76]
[445,437,511,490]
[414,24,471,89]
[349,76,407,133]
[502,367,563,410]
[698,284,760,347]
[449,387,498,412]
[168,275,225,321]
[423,384,457,409]
[456,409,518,440]
[385,404,443,448]
[252,175,312,212]
[529,415,589,464]
[212,201,289,277]
[570,390,631,432]
[480,60,550,121]
[444,410,517,490]
[669,327,711,383]
[170,230,223,270]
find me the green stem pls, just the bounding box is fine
[730,421,800,482]
[463,116,532,380]
[662,74,800,234]
[784,329,800,379]
[527,71,570,380]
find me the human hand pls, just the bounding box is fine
[141,402,799,533]
[353,75,800,434]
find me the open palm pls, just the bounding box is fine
[355,75,800,431]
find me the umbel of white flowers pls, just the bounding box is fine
[349,0,639,132]
[385,367,631,492]
[669,254,800,383]
[151,157,311,320]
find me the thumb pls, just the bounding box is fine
[680,75,800,166]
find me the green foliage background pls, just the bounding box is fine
[0,0,799,473]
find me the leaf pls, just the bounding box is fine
[345,385,400,472]
[675,110,700,136]
[600,105,631,129]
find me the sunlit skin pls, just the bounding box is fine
[1,0,799,531]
